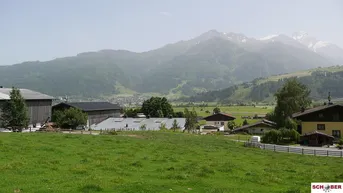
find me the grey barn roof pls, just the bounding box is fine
[56,102,121,111]
[0,88,54,100]
[92,117,186,131]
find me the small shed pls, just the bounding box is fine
[300,131,334,147]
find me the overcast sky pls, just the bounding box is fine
[0,0,342,65]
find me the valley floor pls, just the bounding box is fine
[0,132,342,193]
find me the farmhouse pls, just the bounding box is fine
[292,103,343,139]
[233,119,276,134]
[203,112,236,130]
[52,102,121,127]
[92,117,186,131]
[0,88,54,127]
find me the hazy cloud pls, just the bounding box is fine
[159,11,172,17]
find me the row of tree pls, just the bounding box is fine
[124,97,185,118]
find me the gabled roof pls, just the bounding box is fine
[301,131,334,138]
[292,104,342,118]
[0,88,54,100]
[233,119,276,132]
[54,102,121,111]
[203,112,236,120]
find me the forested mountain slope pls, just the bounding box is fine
[183,66,343,103]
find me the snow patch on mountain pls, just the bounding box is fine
[259,34,279,40]
[313,41,331,52]
[292,31,308,40]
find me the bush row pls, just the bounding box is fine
[261,128,300,145]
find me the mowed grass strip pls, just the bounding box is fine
[0,132,342,193]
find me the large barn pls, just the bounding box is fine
[0,88,54,127]
[52,102,122,127]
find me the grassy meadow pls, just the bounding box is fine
[1,132,342,193]
[173,105,273,125]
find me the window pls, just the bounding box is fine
[318,113,324,118]
[221,122,224,126]
[317,124,325,130]
[332,130,341,138]
[261,129,264,132]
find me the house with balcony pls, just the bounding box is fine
[292,103,343,139]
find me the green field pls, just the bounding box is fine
[0,132,342,193]
[173,106,273,125]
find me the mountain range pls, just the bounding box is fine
[0,30,342,99]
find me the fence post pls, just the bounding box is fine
[314,149,316,156]
[327,150,329,157]
[287,147,289,152]
[69,129,71,133]
[81,130,83,134]
[302,148,304,155]
[274,145,276,152]
[341,151,342,158]
[263,144,265,150]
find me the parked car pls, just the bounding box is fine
[75,125,86,130]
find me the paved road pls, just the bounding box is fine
[226,137,343,152]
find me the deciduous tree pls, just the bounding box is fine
[273,78,311,127]
[213,107,221,114]
[52,108,87,130]
[184,108,198,133]
[141,97,173,118]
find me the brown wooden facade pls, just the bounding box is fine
[0,99,52,126]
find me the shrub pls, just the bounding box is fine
[261,129,281,144]
[338,138,343,145]
[159,123,168,131]
[242,119,249,126]
[288,129,300,143]
[101,129,118,135]
[261,128,300,144]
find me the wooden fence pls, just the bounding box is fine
[244,142,343,157]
